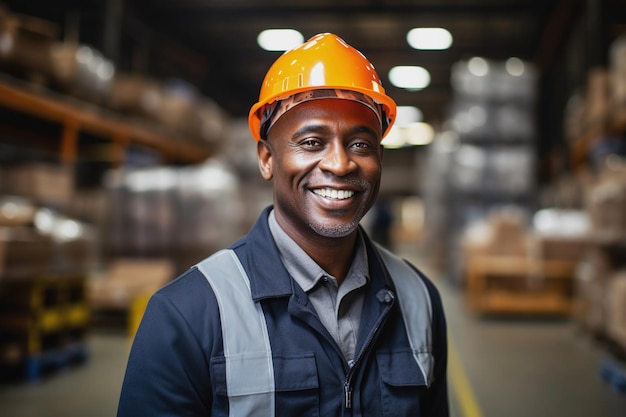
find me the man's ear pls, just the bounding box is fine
[257,139,273,180]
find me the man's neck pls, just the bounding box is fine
[300,235,357,284]
[273,213,358,284]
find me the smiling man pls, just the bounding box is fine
[117,33,449,417]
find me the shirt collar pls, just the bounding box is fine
[268,209,369,292]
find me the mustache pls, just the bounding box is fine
[321,175,370,190]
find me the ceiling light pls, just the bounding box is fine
[407,28,453,50]
[257,29,304,51]
[505,57,525,76]
[382,122,434,148]
[405,122,435,145]
[388,66,430,90]
[396,106,423,126]
[467,57,489,76]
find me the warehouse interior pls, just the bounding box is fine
[1,0,626,416]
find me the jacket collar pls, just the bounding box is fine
[233,206,393,302]
[232,206,294,301]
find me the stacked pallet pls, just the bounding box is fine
[0,172,96,380]
[576,163,626,362]
[567,162,626,394]
[0,273,89,379]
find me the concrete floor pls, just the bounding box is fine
[1,258,625,417]
[0,330,130,417]
[440,281,626,417]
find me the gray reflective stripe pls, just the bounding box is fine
[196,245,434,414]
[196,249,275,417]
[377,244,434,386]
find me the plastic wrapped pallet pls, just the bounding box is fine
[450,58,537,103]
[32,208,99,275]
[175,159,247,270]
[450,145,534,195]
[106,167,178,257]
[104,158,246,273]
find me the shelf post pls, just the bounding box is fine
[60,119,79,164]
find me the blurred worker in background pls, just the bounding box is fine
[370,197,394,249]
[117,33,449,416]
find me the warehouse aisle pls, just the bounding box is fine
[438,278,626,417]
[408,244,626,417]
[1,257,625,416]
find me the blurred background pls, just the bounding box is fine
[0,1,626,416]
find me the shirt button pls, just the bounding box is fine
[376,289,394,303]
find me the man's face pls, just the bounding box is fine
[258,98,383,241]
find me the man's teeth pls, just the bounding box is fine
[313,189,354,200]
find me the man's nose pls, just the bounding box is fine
[318,142,357,176]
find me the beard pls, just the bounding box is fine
[308,218,361,238]
[307,202,370,238]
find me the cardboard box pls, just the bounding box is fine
[0,227,54,280]
[0,197,36,227]
[584,67,610,126]
[573,248,612,334]
[87,258,174,310]
[531,235,589,260]
[585,166,626,235]
[609,35,626,105]
[606,271,626,350]
[1,163,74,208]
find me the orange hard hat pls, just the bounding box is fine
[248,33,397,141]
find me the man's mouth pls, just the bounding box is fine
[312,188,355,200]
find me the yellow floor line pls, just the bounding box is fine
[448,337,484,417]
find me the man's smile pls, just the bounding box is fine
[312,188,355,200]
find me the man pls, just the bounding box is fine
[117,32,449,416]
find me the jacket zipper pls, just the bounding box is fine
[343,292,394,410]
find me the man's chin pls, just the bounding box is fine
[308,219,360,239]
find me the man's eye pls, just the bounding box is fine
[351,140,375,150]
[301,139,321,147]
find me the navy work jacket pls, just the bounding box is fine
[117,206,449,416]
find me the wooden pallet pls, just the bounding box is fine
[465,255,577,316]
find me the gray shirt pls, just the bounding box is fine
[268,210,369,365]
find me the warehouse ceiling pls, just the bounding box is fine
[3,0,626,127]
